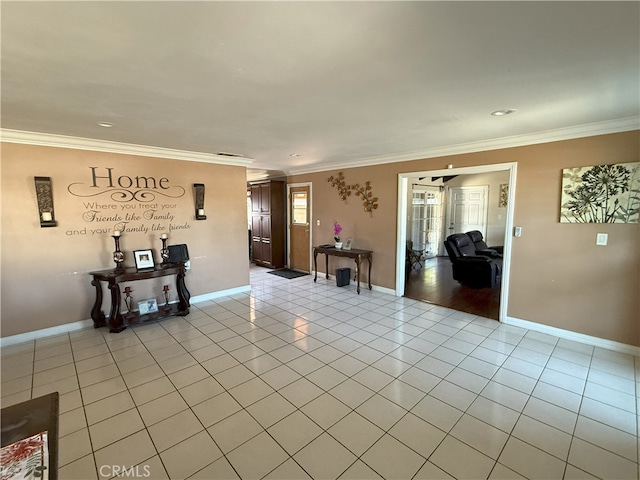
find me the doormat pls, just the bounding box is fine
[267,268,309,279]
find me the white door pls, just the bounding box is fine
[446,186,489,240]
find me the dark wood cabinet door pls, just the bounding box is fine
[250,185,261,213]
[251,215,262,237]
[260,215,271,239]
[261,238,272,265]
[252,237,263,262]
[259,184,271,214]
[247,180,285,269]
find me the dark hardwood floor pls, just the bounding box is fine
[404,256,500,321]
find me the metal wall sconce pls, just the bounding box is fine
[194,183,207,220]
[34,176,57,227]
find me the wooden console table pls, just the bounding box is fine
[89,263,190,333]
[313,246,372,294]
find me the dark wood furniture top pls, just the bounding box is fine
[89,263,190,333]
[1,393,59,480]
[313,246,373,294]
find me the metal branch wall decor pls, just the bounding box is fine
[327,172,351,201]
[326,171,379,214]
[350,181,379,213]
[560,162,639,223]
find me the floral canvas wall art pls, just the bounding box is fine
[560,162,640,223]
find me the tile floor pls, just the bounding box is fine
[1,266,639,479]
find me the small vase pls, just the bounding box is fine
[335,242,343,249]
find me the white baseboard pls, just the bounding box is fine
[312,272,395,295]
[1,285,252,347]
[371,284,396,295]
[1,319,95,347]
[190,285,251,303]
[504,316,640,357]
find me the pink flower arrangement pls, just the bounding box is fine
[333,221,342,242]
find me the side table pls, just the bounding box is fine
[313,246,372,294]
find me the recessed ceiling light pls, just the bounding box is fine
[97,121,115,128]
[490,109,517,117]
[289,153,301,157]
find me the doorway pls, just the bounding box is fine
[396,163,517,322]
[287,183,312,272]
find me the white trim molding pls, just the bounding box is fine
[1,319,94,347]
[0,129,255,167]
[190,285,251,304]
[287,117,639,176]
[311,272,394,295]
[0,285,252,347]
[395,162,517,325]
[504,316,640,357]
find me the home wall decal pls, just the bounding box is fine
[66,166,190,236]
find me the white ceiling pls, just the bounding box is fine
[1,2,638,179]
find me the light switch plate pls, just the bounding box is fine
[596,233,608,246]
[514,226,522,237]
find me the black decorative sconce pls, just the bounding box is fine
[34,176,57,227]
[194,183,207,220]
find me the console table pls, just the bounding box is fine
[89,263,190,333]
[313,246,372,294]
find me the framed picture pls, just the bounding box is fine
[499,184,508,208]
[138,299,158,315]
[560,162,639,223]
[134,249,155,270]
[343,238,352,250]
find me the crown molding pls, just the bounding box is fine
[2,116,637,174]
[285,116,640,176]
[0,129,255,167]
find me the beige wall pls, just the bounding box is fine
[2,132,638,346]
[1,143,250,337]
[289,131,640,346]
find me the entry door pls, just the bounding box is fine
[446,186,488,238]
[288,185,311,272]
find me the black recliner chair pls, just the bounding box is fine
[444,233,502,288]
[466,230,503,258]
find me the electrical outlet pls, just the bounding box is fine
[316,219,320,226]
[596,233,608,246]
